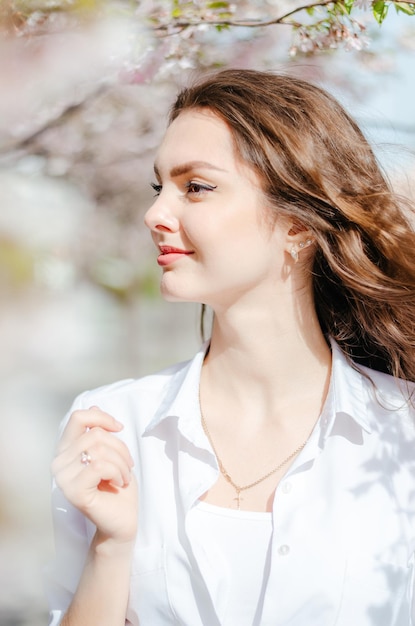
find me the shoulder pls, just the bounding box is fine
[79,357,192,406]
[357,362,415,435]
[331,338,414,428]
[358,362,415,405]
[62,356,196,433]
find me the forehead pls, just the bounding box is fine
[155,109,237,171]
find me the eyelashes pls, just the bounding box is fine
[150,182,162,196]
[184,182,217,195]
[150,181,217,197]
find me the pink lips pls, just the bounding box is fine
[157,245,194,267]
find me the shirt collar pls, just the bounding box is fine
[324,338,372,435]
[144,338,372,446]
[144,341,210,449]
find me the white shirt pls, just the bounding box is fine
[188,502,273,624]
[47,340,415,626]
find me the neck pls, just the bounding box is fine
[201,287,332,427]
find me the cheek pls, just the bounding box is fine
[179,213,216,249]
[180,190,269,254]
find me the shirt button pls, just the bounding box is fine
[278,544,290,556]
[281,481,292,494]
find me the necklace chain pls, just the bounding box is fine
[200,414,310,509]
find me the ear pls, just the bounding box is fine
[285,222,314,264]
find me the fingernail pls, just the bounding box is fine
[112,478,124,488]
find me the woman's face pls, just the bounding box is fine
[144,109,293,310]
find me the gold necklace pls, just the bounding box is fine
[201,414,310,510]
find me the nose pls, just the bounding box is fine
[144,195,180,233]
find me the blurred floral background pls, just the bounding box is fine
[0,1,414,624]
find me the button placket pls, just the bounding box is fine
[281,481,292,494]
[277,544,290,556]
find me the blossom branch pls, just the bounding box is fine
[152,0,415,33]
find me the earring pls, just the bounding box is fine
[290,246,299,263]
[299,238,313,250]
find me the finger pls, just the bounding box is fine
[54,439,133,490]
[53,429,134,482]
[53,447,131,490]
[55,458,129,509]
[58,406,123,452]
[83,443,133,487]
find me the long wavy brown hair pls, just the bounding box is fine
[169,68,415,383]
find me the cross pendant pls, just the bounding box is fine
[234,490,242,510]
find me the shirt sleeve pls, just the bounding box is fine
[411,557,415,626]
[44,393,95,625]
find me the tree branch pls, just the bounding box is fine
[153,1,334,32]
[152,0,415,33]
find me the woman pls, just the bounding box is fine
[48,69,415,626]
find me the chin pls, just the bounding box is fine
[160,284,190,303]
[159,275,227,309]
[159,284,204,305]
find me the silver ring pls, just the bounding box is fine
[80,450,92,466]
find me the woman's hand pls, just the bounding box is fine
[52,406,138,547]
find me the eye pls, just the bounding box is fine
[150,182,162,196]
[185,181,217,196]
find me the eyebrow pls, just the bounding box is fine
[153,160,227,179]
